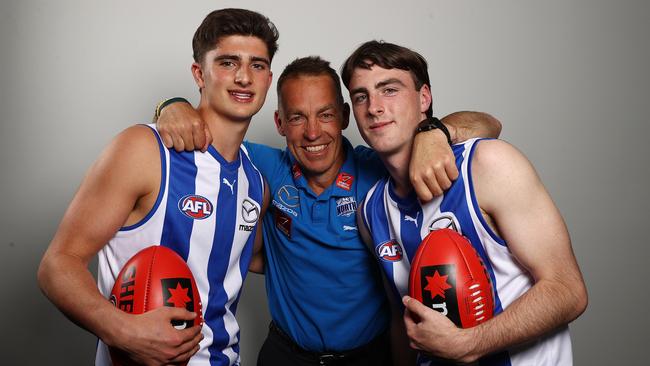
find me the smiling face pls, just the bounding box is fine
[348,65,431,156]
[192,35,273,123]
[275,74,349,182]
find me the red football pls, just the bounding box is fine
[109,245,203,365]
[408,229,494,328]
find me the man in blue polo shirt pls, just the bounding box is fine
[157,56,500,365]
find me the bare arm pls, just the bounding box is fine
[403,139,587,363]
[410,111,502,201]
[156,99,212,152]
[37,126,202,364]
[249,181,270,274]
[357,204,416,366]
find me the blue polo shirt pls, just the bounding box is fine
[244,138,389,352]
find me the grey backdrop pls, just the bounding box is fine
[1,0,648,364]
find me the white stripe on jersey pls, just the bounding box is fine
[186,150,220,366]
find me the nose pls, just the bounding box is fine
[368,94,384,116]
[304,116,322,141]
[235,66,251,86]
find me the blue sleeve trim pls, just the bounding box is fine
[121,124,167,231]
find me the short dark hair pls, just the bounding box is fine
[192,8,279,64]
[341,40,432,117]
[277,56,344,108]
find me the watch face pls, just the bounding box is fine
[417,117,439,132]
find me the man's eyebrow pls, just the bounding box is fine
[375,78,407,89]
[349,87,368,95]
[250,56,270,66]
[213,54,270,66]
[214,54,241,62]
[317,104,337,114]
[350,78,407,95]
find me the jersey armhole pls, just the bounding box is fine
[466,139,507,246]
[120,124,167,231]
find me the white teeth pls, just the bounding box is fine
[231,92,252,99]
[305,144,326,152]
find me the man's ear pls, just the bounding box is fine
[341,102,350,130]
[191,62,205,89]
[274,110,286,136]
[419,84,432,114]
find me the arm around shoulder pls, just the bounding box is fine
[409,111,501,202]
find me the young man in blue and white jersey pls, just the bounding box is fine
[344,40,588,365]
[156,55,501,364]
[38,9,276,366]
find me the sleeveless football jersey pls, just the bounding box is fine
[95,125,264,366]
[362,138,573,366]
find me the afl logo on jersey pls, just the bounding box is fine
[376,240,403,262]
[178,194,213,220]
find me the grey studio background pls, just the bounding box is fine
[1,0,648,365]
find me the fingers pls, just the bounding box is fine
[179,127,196,152]
[411,153,460,201]
[402,295,429,319]
[445,159,459,182]
[160,131,174,149]
[171,133,186,152]
[201,124,213,152]
[164,306,198,321]
[411,173,434,202]
[168,342,201,364]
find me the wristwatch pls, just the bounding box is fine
[416,117,452,145]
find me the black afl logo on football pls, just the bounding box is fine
[161,278,195,329]
[420,264,462,327]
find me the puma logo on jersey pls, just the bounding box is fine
[404,212,419,227]
[178,194,213,220]
[222,178,236,194]
[343,225,357,231]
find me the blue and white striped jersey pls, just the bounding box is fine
[362,138,573,366]
[96,124,264,366]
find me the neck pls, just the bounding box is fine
[196,104,251,162]
[379,148,412,199]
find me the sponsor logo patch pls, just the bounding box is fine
[336,172,354,191]
[239,198,259,231]
[419,265,461,327]
[375,240,403,262]
[241,198,260,223]
[292,163,302,179]
[178,194,213,220]
[161,278,195,329]
[336,196,357,217]
[274,209,292,238]
[277,185,300,208]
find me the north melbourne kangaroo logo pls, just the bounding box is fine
[222,178,236,194]
[404,212,419,227]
